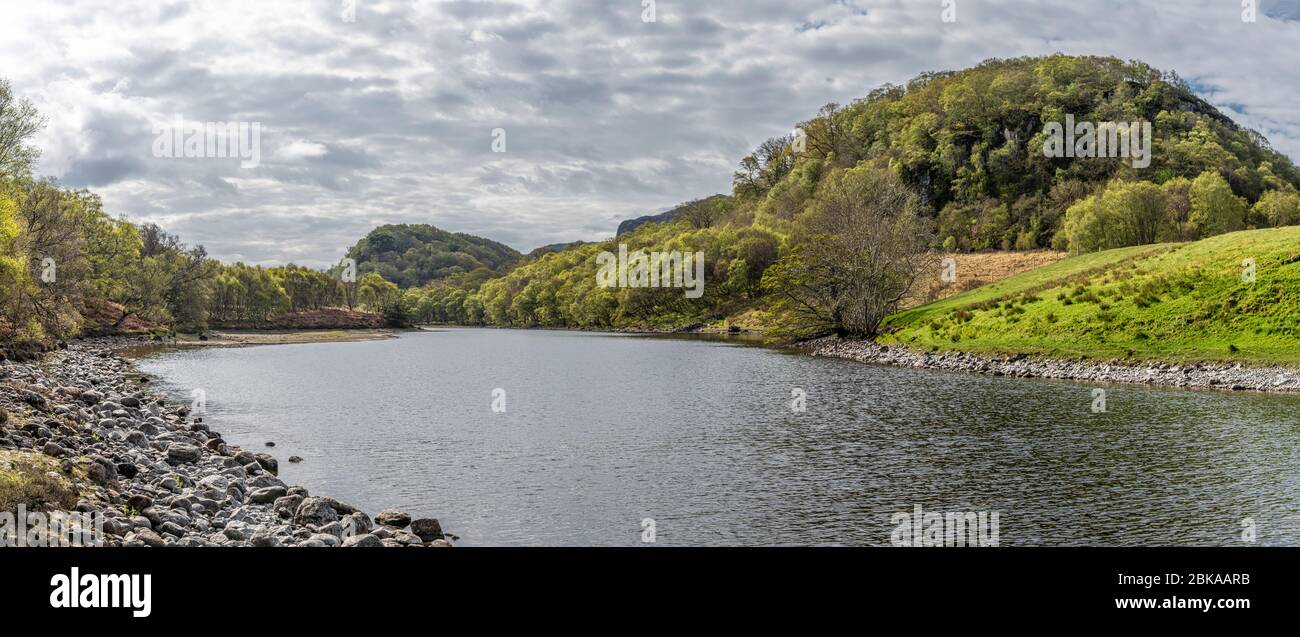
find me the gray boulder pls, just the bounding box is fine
[342,533,383,548]
[410,518,444,542]
[375,508,411,529]
[308,533,341,547]
[294,497,339,527]
[250,529,279,547]
[273,494,304,519]
[341,512,373,536]
[254,453,278,475]
[128,529,166,548]
[249,486,287,504]
[166,443,202,465]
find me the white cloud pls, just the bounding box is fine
[278,140,329,160]
[0,0,1296,267]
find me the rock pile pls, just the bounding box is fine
[0,338,452,548]
[807,337,1300,393]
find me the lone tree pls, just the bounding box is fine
[765,166,936,338]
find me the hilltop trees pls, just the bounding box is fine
[740,56,1300,256]
[0,79,44,178]
[344,224,521,288]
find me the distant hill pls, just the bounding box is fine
[616,195,728,236]
[525,241,588,260]
[344,224,521,288]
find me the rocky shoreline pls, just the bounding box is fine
[807,337,1300,393]
[0,337,451,547]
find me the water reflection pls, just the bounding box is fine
[132,328,1300,546]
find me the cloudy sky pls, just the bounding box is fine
[2,0,1298,267]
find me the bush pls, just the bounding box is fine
[1057,179,1167,253]
[1189,171,1247,236]
[1254,189,1300,227]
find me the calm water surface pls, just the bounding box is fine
[134,328,1300,546]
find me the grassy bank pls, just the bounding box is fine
[0,449,80,513]
[881,227,1300,365]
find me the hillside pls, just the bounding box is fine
[396,55,1300,334]
[345,224,521,289]
[881,226,1300,364]
[6,55,1300,348]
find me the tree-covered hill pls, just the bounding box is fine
[344,224,522,289]
[402,55,1300,335]
[742,55,1300,253]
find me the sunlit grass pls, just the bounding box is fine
[883,227,1300,365]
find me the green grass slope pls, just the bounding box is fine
[882,227,1300,365]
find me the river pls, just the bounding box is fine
[133,328,1300,546]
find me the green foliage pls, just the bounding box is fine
[764,166,936,337]
[209,263,291,324]
[1058,179,1167,253]
[884,227,1300,364]
[357,271,408,326]
[207,262,360,325]
[0,79,45,179]
[1189,171,1247,236]
[404,218,780,330]
[345,224,521,288]
[1252,188,1300,227]
[736,55,1300,252]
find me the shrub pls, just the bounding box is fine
[0,451,79,513]
[1254,189,1300,227]
[1189,171,1247,236]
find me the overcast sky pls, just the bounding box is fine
[2,0,1298,267]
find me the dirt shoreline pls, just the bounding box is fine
[111,329,400,351]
